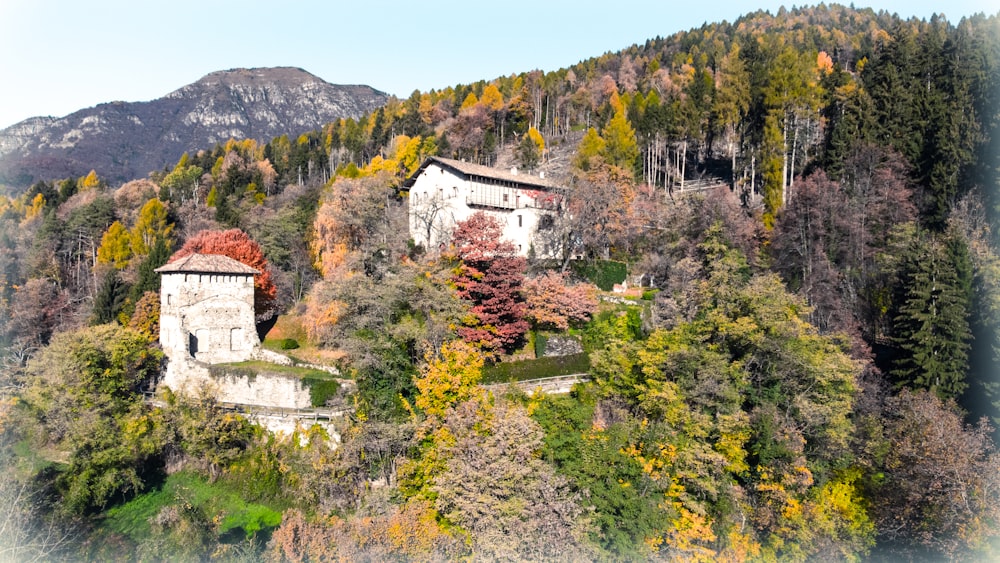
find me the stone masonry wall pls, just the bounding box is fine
[160,355,312,409]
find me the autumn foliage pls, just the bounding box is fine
[522,271,598,331]
[449,212,529,357]
[170,228,278,321]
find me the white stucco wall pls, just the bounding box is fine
[408,163,557,257]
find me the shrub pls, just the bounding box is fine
[535,332,549,358]
[304,378,340,407]
[481,353,590,383]
[570,260,627,291]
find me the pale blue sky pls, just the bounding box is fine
[1,0,995,130]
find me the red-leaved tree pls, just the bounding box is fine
[450,213,528,357]
[170,228,278,322]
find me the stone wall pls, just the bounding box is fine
[159,271,259,364]
[243,413,341,446]
[160,356,313,409]
[542,335,584,357]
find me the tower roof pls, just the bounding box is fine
[154,253,259,275]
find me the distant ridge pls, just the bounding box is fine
[0,67,388,190]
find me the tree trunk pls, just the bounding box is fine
[789,111,799,195]
[781,113,789,208]
[680,140,687,191]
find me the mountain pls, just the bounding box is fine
[0,67,388,190]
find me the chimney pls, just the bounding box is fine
[539,171,545,179]
[510,167,518,175]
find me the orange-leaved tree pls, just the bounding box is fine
[522,271,598,331]
[170,228,278,322]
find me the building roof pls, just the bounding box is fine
[403,156,561,190]
[155,253,260,275]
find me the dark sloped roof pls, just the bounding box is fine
[403,156,560,190]
[155,253,259,275]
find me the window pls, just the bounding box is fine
[231,328,244,351]
[518,215,523,227]
[516,194,520,208]
[189,332,200,356]
[503,193,509,203]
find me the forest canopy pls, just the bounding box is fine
[1,4,999,561]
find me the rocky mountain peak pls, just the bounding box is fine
[0,67,388,191]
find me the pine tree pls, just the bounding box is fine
[891,236,972,399]
[516,132,541,170]
[91,269,129,325]
[130,236,171,301]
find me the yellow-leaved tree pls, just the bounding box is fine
[459,92,479,112]
[400,339,486,501]
[130,199,173,257]
[413,340,484,420]
[479,83,504,112]
[96,221,133,269]
[78,170,102,191]
[23,193,46,223]
[527,126,545,154]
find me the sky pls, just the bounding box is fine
[1,0,996,130]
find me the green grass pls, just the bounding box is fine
[481,353,590,384]
[13,439,58,473]
[209,360,333,380]
[101,471,283,542]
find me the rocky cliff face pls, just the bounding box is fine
[0,67,388,190]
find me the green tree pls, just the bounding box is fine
[130,235,171,301]
[712,43,751,189]
[160,159,204,204]
[580,225,865,559]
[891,234,972,399]
[516,127,544,170]
[22,325,164,513]
[91,268,129,325]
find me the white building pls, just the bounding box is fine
[155,253,261,365]
[404,156,564,257]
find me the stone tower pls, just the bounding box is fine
[155,253,261,365]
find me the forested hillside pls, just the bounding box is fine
[1,4,999,561]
